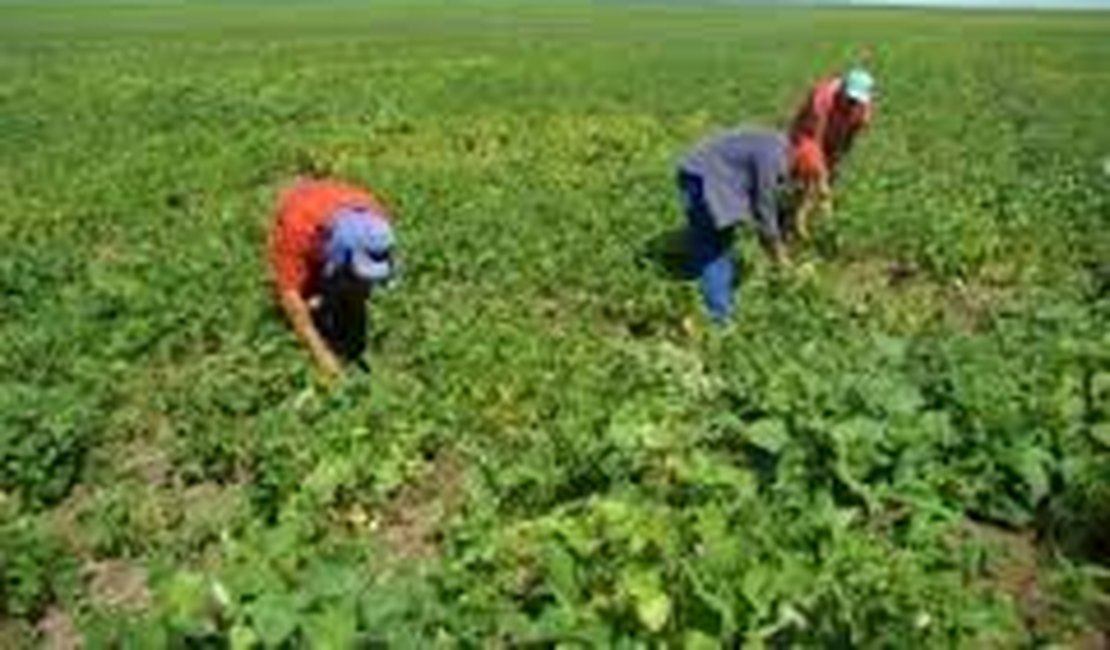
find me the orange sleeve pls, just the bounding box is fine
[792,136,827,181]
[268,192,314,296]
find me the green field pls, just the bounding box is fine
[1,1,1108,646]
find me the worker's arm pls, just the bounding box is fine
[791,174,831,241]
[793,85,833,203]
[752,155,790,267]
[762,233,790,267]
[268,208,343,378]
[279,289,341,378]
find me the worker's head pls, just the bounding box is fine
[323,208,395,298]
[840,68,875,107]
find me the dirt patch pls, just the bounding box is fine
[826,258,935,327]
[825,257,1013,333]
[961,521,1042,618]
[36,607,80,650]
[119,440,173,487]
[961,520,1108,645]
[0,617,35,650]
[177,481,247,546]
[1073,631,1110,650]
[85,559,151,613]
[945,277,1013,333]
[44,485,96,560]
[371,452,467,561]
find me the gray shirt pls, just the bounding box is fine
[678,129,788,240]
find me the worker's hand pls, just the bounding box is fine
[314,348,343,380]
[819,187,835,217]
[769,239,791,268]
[794,219,811,242]
[817,176,832,199]
[680,315,698,338]
[281,289,344,383]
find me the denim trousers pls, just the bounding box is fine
[677,171,737,323]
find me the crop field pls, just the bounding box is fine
[1,1,1108,646]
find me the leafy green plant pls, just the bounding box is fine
[0,2,1106,646]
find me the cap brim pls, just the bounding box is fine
[845,87,871,104]
[350,251,392,282]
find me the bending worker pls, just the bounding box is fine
[267,178,396,376]
[789,67,875,239]
[676,128,793,324]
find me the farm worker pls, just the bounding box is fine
[676,128,793,323]
[789,67,875,239]
[268,178,396,377]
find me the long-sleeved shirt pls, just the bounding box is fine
[268,179,390,297]
[677,129,788,240]
[789,76,872,180]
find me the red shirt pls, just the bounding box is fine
[789,76,872,179]
[267,179,389,296]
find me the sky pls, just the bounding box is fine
[844,0,1110,7]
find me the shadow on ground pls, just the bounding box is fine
[638,226,697,281]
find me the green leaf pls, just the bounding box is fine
[159,571,212,634]
[303,457,355,506]
[619,567,671,633]
[360,573,433,633]
[744,418,789,454]
[1015,445,1052,504]
[248,591,299,647]
[741,565,774,618]
[684,630,720,650]
[1091,422,1110,449]
[302,602,358,650]
[638,591,672,634]
[543,542,580,605]
[302,561,361,602]
[681,559,736,637]
[688,451,757,496]
[531,603,581,640]
[230,624,259,650]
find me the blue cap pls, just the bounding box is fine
[324,207,394,283]
[843,68,875,104]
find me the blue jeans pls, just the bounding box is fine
[677,171,737,323]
